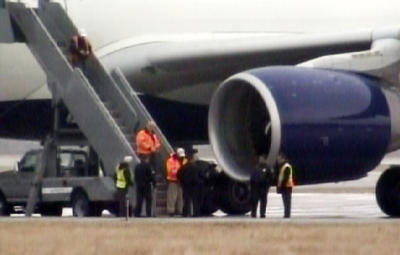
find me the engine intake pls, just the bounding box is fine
[209,66,400,184]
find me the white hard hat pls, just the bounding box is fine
[123,156,133,163]
[78,28,87,37]
[177,148,186,157]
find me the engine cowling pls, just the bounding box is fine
[209,66,400,184]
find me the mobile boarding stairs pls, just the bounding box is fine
[0,0,172,216]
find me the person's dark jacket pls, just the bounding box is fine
[134,162,155,188]
[250,166,273,188]
[178,161,204,187]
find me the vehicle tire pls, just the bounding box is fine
[41,204,63,217]
[217,172,252,215]
[72,191,90,217]
[376,167,400,217]
[0,194,10,216]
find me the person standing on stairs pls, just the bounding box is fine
[136,121,161,157]
[68,29,92,71]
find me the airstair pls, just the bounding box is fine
[0,1,171,216]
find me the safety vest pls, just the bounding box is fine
[278,163,294,188]
[166,156,182,182]
[116,168,127,189]
[136,129,158,155]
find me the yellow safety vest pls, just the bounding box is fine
[116,168,127,189]
[278,163,294,188]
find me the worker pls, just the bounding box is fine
[113,156,133,217]
[134,154,156,217]
[165,148,186,216]
[178,149,203,217]
[135,121,161,157]
[276,155,294,218]
[68,29,92,68]
[250,163,273,218]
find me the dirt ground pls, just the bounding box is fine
[0,220,399,255]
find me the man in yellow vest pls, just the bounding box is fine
[277,154,294,218]
[114,156,133,217]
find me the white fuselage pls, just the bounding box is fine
[1,0,400,102]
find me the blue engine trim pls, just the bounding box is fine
[250,66,391,183]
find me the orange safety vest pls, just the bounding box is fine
[136,129,160,155]
[277,163,294,188]
[166,156,182,182]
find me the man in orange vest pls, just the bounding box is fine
[165,148,187,216]
[136,121,161,156]
[276,154,294,218]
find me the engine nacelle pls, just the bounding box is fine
[209,66,400,184]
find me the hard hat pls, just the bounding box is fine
[177,148,186,157]
[123,155,133,163]
[78,28,87,37]
[146,121,156,130]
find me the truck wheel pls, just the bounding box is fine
[41,204,63,217]
[72,192,90,217]
[0,195,10,216]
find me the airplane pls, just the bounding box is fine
[1,0,400,216]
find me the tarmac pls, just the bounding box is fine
[2,191,387,220]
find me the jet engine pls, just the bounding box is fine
[209,66,400,185]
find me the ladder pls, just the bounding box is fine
[1,1,172,216]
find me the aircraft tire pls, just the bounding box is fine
[217,173,251,215]
[72,191,90,217]
[376,167,400,217]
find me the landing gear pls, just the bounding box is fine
[217,172,252,215]
[376,167,400,217]
[191,160,252,216]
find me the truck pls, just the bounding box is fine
[0,148,120,217]
[0,147,253,217]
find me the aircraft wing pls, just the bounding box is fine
[98,29,375,96]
